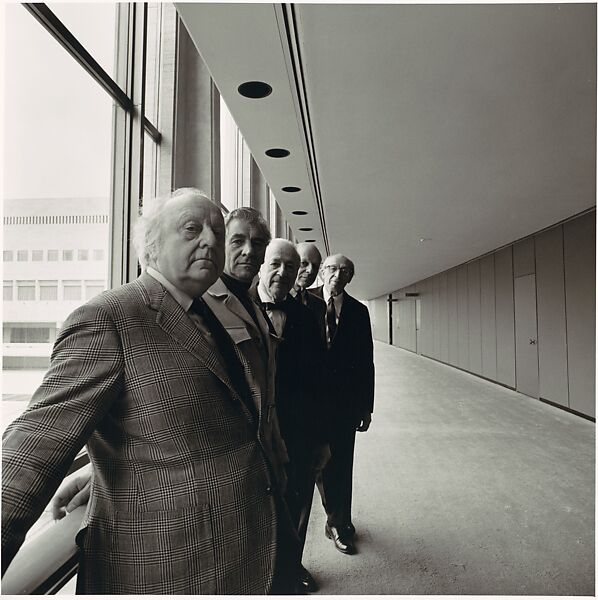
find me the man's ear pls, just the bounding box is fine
[346,270,354,285]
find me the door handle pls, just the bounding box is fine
[529,338,537,345]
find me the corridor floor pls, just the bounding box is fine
[302,342,595,596]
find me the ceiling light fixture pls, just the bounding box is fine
[265,148,290,158]
[238,81,272,99]
[282,186,301,193]
[292,210,308,215]
[298,227,313,232]
[304,239,316,243]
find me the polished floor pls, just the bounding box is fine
[303,342,595,596]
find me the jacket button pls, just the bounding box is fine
[265,485,274,495]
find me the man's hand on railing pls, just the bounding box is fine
[52,465,92,520]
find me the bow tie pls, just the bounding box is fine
[262,298,292,312]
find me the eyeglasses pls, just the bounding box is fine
[323,265,351,275]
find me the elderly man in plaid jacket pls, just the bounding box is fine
[2,189,297,594]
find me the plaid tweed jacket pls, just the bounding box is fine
[2,273,281,594]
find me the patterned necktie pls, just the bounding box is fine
[190,298,257,420]
[326,296,337,348]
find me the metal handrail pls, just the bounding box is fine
[1,505,85,595]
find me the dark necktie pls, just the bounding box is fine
[190,298,257,420]
[258,304,277,336]
[300,289,308,306]
[326,296,337,348]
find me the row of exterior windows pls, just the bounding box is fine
[3,323,58,345]
[3,280,106,302]
[3,249,105,262]
[4,214,109,225]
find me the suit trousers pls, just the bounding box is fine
[316,424,356,528]
[270,494,302,594]
[285,442,328,558]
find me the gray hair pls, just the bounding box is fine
[133,187,213,268]
[225,207,271,243]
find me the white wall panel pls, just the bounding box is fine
[370,295,389,343]
[457,265,469,370]
[467,260,482,375]
[480,255,497,380]
[439,272,449,362]
[535,226,568,406]
[495,246,516,387]
[397,289,417,352]
[447,269,458,366]
[513,237,535,277]
[433,276,441,360]
[564,212,596,417]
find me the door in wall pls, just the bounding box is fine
[514,274,539,398]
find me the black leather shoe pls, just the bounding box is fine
[296,566,318,593]
[325,523,356,555]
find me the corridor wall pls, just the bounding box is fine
[369,295,389,343]
[378,210,596,418]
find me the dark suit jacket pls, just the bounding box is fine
[303,288,327,345]
[2,273,280,594]
[312,286,375,425]
[266,295,328,455]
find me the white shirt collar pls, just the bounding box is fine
[323,286,344,312]
[146,266,193,312]
[257,284,288,305]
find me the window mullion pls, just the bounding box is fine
[23,3,133,112]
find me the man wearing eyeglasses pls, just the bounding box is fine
[312,254,374,556]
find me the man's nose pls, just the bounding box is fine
[199,226,217,247]
[241,241,254,256]
[278,264,291,277]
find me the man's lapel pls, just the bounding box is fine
[207,278,271,346]
[140,273,248,410]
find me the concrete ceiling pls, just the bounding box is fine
[176,3,596,300]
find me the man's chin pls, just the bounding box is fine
[235,266,258,280]
[270,286,289,302]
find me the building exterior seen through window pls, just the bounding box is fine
[3,4,114,439]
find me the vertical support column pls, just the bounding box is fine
[173,21,215,199]
[110,3,147,286]
[250,157,269,218]
[275,202,285,239]
[156,4,178,196]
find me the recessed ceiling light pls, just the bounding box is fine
[238,81,272,99]
[419,237,432,243]
[265,148,290,158]
[298,227,313,232]
[282,186,301,193]
[292,210,308,215]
